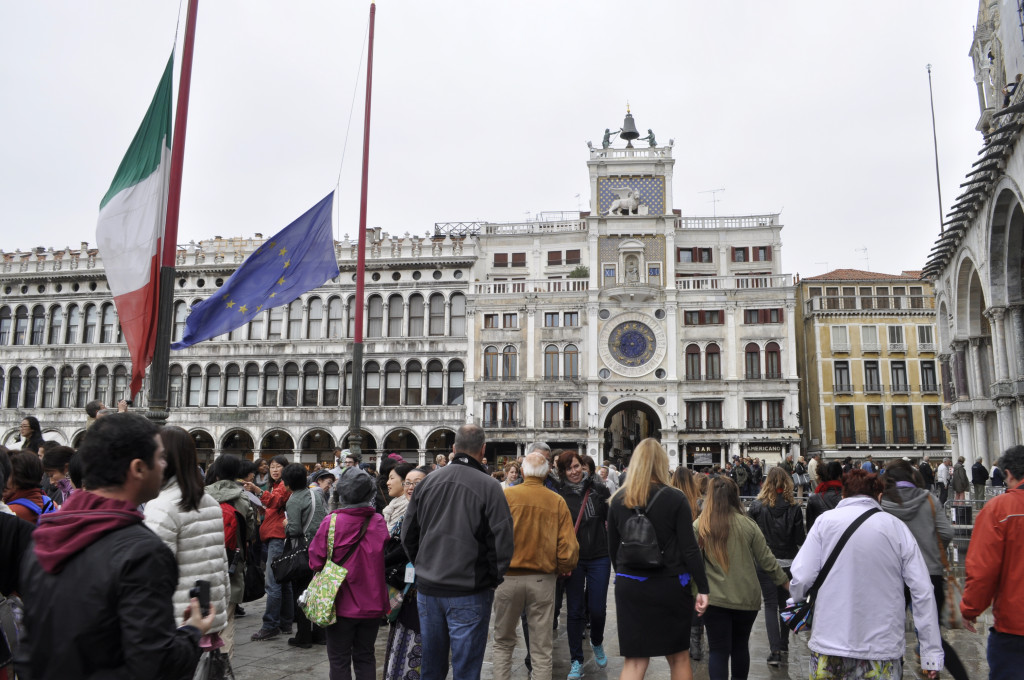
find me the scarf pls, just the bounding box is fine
[814,479,842,495]
[562,474,596,524]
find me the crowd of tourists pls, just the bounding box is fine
[0,410,1021,680]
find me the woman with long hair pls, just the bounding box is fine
[556,449,612,678]
[245,454,293,640]
[806,460,844,530]
[19,416,45,454]
[383,462,416,532]
[501,461,522,489]
[747,466,804,666]
[253,457,271,492]
[696,476,788,680]
[791,470,943,679]
[143,426,229,637]
[608,439,709,680]
[879,460,967,680]
[671,465,707,661]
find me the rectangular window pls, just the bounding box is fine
[892,286,906,309]
[706,401,723,428]
[864,361,881,392]
[876,286,890,309]
[283,370,299,407]
[543,401,559,428]
[830,325,849,352]
[917,325,934,350]
[921,361,938,392]
[888,325,905,350]
[264,372,279,406]
[406,370,421,406]
[925,406,944,443]
[566,249,581,265]
[835,406,855,443]
[825,287,840,310]
[564,311,579,326]
[544,312,559,327]
[753,246,772,261]
[910,286,924,309]
[859,286,874,309]
[385,369,401,406]
[891,361,909,393]
[494,253,508,268]
[363,370,380,407]
[677,248,694,263]
[268,308,283,339]
[501,401,518,426]
[225,371,240,407]
[743,308,784,324]
[483,402,498,427]
[563,400,580,427]
[686,402,703,429]
[868,405,885,443]
[861,325,879,351]
[684,309,724,325]
[746,400,763,429]
[767,400,784,428]
[834,361,851,393]
[732,247,749,262]
[511,252,526,267]
[699,248,713,263]
[892,405,913,443]
[841,287,857,310]
[503,313,518,328]
[547,251,562,266]
[484,314,498,329]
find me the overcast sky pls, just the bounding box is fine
[1,2,983,278]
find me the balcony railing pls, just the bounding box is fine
[685,421,703,431]
[765,371,783,380]
[864,383,883,393]
[835,430,857,445]
[542,420,581,429]
[746,420,764,429]
[834,383,854,394]
[891,383,911,394]
[806,295,934,313]
[675,274,791,291]
[483,419,518,428]
[919,342,936,352]
[888,342,907,352]
[481,375,519,381]
[831,342,851,353]
[921,383,940,394]
[862,342,881,353]
[745,372,762,380]
[838,430,948,446]
[473,279,588,295]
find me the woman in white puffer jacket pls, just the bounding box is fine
[144,426,229,634]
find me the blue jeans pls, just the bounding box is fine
[262,538,294,630]
[417,590,494,680]
[566,556,610,663]
[988,628,1024,680]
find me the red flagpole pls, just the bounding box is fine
[147,0,199,424]
[348,1,376,459]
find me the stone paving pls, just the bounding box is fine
[229,586,992,679]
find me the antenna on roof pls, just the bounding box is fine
[699,188,725,218]
[856,247,870,270]
[815,261,830,273]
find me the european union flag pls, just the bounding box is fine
[171,192,339,350]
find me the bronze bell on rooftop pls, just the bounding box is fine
[620,109,640,147]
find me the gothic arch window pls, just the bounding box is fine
[346,297,356,337]
[307,297,323,340]
[323,361,340,407]
[47,306,63,345]
[364,361,381,406]
[283,362,299,406]
[244,363,260,406]
[405,360,422,405]
[112,365,128,403]
[13,306,28,345]
[23,367,39,408]
[502,345,518,379]
[0,307,11,344]
[384,361,401,405]
[168,365,183,407]
[428,294,445,336]
[544,345,559,379]
[448,360,464,405]
[745,342,761,379]
[287,300,303,340]
[82,304,98,344]
[31,305,46,345]
[42,367,57,408]
[76,366,92,408]
[388,295,404,337]
[367,295,384,337]
[95,366,110,406]
[59,366,74,407]
[302,362,319,406]
[205,364,221,406]
[224,364,241,406]
[263,363,280,406]
[408,294,424,336]
[564,345,579,379]
[450,293,466,335]
[6,368,22,408]
[100,304,116,343]
[327,297,344,339]
[66,304,81,344]
[426,360,443,404]
[685,344,701,380]
[765,342,781,379]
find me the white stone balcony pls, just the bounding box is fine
[675,274,792,291]
[472,279,589,295]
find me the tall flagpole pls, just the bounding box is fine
[348,1,376,460]
[927,64,944,234]
[148,0,199,425]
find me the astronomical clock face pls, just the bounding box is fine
[598,312,667,378]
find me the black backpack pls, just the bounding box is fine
[616,487,666,570]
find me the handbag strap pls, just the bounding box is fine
[573,489,591,534]
[807,507,880,599]
[301,488,317,537]
[926,494,952,572]
[328,514,373,568]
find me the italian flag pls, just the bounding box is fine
[96,56,173,398]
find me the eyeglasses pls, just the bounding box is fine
[403,480,422,488]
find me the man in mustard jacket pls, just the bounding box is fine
[492,451,579,680]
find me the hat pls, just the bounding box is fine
[334,467,376,508]
[387,453,405,463]
[312,469,336,483]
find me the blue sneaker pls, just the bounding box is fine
[593,644,608,668]
[567,660,584,679]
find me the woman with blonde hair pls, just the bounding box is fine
[670,466,701,522]
[608,439,709,680]
[747,466,805,666]
[696,476,788,680]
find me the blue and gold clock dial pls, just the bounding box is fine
[608,321,657,367]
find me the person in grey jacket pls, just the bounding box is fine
[402,424,514,680]
[282,463,328,649]
[879,460,966,680]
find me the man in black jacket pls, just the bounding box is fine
[919,456,935,491]
[972,458,989,500]
[17,414,215,680]
[403,424,514,680]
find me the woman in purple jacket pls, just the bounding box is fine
[308,466,389,680]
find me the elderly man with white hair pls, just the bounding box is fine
[492,451,579,680]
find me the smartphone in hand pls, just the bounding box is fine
[189,579,211,617]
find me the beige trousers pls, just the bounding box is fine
[492,573,557,680]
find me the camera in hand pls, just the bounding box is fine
[189,579,211,617]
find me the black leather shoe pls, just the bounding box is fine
[288,637,312,649]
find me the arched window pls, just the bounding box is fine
[66,304,81,344]
[224,363,241,406]
[343,362,353,405]
[745,342,761,379]
[244,363,260,406]
[705,343,721,380]
[82,304,98,344]
[248,307,264,340]
[765,342,781,378]
[448,360,464,405]
[428,294,445,336]
[268,306,284,339]
[346,297,356,337]
[364,361,381,406]
[564,344,580,379]
[59,366,74,407]
[263,363,280,406]
[76,366,92,408]
[450,293,466,335]
[323,362,340,406]
[502,346,518,379]
[100,304,116,343]
[283,362,299,406]
[13,306,29,345]
[544,345,559,379]
[367,295,384,337]
[299,362,317,406]
[307,297,323,340]
[426,360,443,405]
[187,365,202,406]
[112,365,129,403]
[327,297,344,339]
[406,360,422,405]
[31,306,46,345]
[95,366,110,406]
[168,365,184,407]
[0,307,11,344]
[388,295,404,337]
[685,344,701,380]
[48,306,63,345]
[384,361,401,405]
[408,294,424,336]
[6,368,22,408]
[288,300,303,340]
[205,365,221,406]
[483,346,499,379]
[0,369,5,407]
[229,320,247,342]
[42,367,57,407]
[171,301,187,342]
[23,368,39,408]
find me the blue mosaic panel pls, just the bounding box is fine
[597,176,666,215]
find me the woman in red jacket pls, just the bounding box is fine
[247,455,293,640]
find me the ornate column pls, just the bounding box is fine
[956,413,974,466]
[946,421,959,462]
[1012,306,1024,379]
[973,412,990,467]
[996,397,1016,454]
[293,447,303,464]
[300,301,310,340]
[986,307,1011,382]
[666,306,678,377]
[725,304,738,380]
[968,338,985,398]
[402,300,410,338]
[342,298,351,339]
[380,299,390,337]
[399,369,407,406]
[443,301,452,336]
[951,341,969,399]
[785,302,798,378]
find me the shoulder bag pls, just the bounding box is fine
[781,507,880,632]
[300,513,372,627]
[927,494,963,629]
[271,488,319,583]
[558,488,591,581]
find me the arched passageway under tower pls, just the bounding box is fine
[603,401,661,464]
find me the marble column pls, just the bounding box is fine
[293,448,303,464]
[996,398,1016,455]
[1012,306,1024,379]
[956,414,974,466]
[968,338,985,398]
[987,308,1011,382]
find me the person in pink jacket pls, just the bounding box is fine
[308,466,389,680]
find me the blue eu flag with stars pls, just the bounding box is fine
[171,192,339,350]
